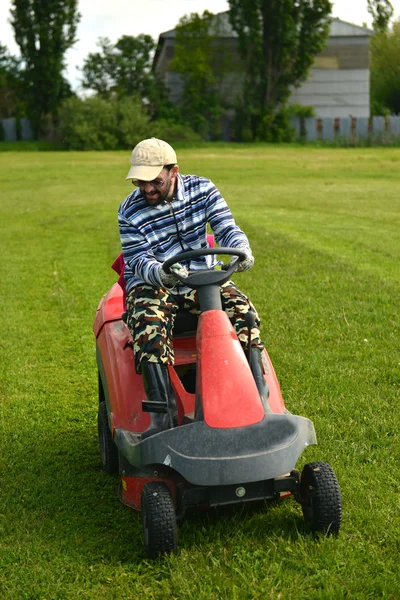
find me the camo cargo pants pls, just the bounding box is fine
[126,281,263,372]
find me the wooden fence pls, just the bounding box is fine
[291,116,400,143]
[2,115,400,144]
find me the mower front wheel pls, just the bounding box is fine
[98,400,119,475]
[141,482,177,559]
[300,461,342,535]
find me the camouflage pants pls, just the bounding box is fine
[126,281,263,372]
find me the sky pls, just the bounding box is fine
[1,0,400,91]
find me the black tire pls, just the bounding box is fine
[98,400,119,475]
[141,482,177,558]
[300,462,342,535]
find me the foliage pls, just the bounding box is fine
[80,35,169,118]
[228,0,332,141]
[11,0,80,135]
[0,147,400,598]
[150,119,202,143]
[171,11,231,140]
[244,104,317,143]
[367,0,394,31]
[0,44,26,118]
[81,35,154,99]
[58,96,118,150]
[287,103,316,118]
[116,96,153,147]
[58,95,151,150]
[9,0,80,137]
[370,19,400,115]
[57,95,201,150]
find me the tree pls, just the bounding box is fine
[367,0,393,32]
[370,19,400,114]
[10,0,80,136]
[228,0,332,140]
[0,44,25,118]
[170,11,232,139]
[80,35,167,117]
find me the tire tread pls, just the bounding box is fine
[301,461,342,535]
[141,482,177,558]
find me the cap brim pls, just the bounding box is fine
[125,164,164,182]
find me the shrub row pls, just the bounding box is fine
[58,96,201,150]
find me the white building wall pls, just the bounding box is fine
[166,68,370,118]
[290,69,370,118]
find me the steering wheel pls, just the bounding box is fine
[162,248,247,289]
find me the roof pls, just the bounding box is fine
[329,17,374,37]
[157,12,374,40]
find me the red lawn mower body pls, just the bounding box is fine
[93,247,342,557]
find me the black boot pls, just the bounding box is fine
[249,348,271,413]
[141,362,178,439]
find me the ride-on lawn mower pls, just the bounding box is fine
[93,248,342,558]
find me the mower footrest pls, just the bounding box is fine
[142,400,168,414]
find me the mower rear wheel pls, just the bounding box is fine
[300,462,342,535]
[98,400,119,475]
[141,482,177,558]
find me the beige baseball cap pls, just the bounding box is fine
[126,137,177,182]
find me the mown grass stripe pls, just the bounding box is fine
[0,146,399,599]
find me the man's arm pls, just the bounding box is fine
[203,180,254,272]
[204,180,250,249]
[118,213,164,287]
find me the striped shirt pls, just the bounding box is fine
[118,173,250,294]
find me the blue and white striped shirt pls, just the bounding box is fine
[118,173,250,294]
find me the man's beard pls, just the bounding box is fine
[143,179,172,206]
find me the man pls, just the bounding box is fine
[118,137,266,438]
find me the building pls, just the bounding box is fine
[290,18,373,118]
[153,13,374,120]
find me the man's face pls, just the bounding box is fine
[137,167,177,206]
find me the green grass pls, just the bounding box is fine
[0,146,399,599]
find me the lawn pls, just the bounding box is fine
[0,145,399,599]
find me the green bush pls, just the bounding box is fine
[232,101,258,142]
[117,97,152,147]
[58,96,119,150]
[57,95,202,150]
[370,99,391,116]
[58,95,153,150]
[287,103,316,118]
[258,108,294,143]
[232,102,315,143]
[150,119,202,142]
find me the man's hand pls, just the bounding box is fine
[235,246,254,272]
[158,263,189,288]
